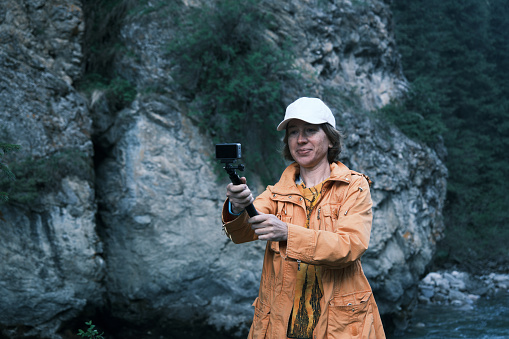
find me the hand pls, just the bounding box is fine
[226,177,255,214]
[248,213,288,241]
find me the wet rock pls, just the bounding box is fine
[417,270,509,309]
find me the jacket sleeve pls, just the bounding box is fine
[284,175,373,268]
[221,188,276,244]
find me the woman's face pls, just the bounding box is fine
[287,119,331,170]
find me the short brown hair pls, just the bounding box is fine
[282,123,342,163]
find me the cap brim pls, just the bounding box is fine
[276,119,291,131]
[276,117,331,131]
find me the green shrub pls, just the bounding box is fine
[79,73,137,110]
[77,320,105,339]
[378,80,447,147]
[0,143,21,202]
[79,0,138,110]
[167,0,303,183]
[0,149,92,205]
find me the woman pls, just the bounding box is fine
[222,97,385,339]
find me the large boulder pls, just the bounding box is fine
[94,95,263,332]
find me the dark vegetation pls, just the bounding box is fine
[0,138,91,206]
[167,0,303,183]
[67,315,244,339]
[0,143,20,203]
[388,0,509,272]
[0,149,91,205]
[78,0,137,111]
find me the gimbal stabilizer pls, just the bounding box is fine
[216,143,258,217]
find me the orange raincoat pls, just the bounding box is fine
[222,161,386,339]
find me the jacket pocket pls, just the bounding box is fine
[327,291,374,338]
[318,204,340,232]
[251,297,271,338]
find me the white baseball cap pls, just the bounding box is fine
[277,97,335,131]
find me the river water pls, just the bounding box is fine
[388,291,509,338]
[79,291,509,338]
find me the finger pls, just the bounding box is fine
[228,191,252,202]
[229,190,253,202]
[229,191,254,212]
[250,216,287,241]
[250,223,267,231]
[227,185,251,198]
[247,213,270,224]
[250,219,273,232]
[253,226,272,236]
[227,183,248,194]
[228,177,247,190]
[257,233,273,241]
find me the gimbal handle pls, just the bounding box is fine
[224,163,259,217]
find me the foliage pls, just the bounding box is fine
[77,321,105,339]
[167,0,303,183]
[391,0,509,269]
[379,79,446,146]
[0,149,92,205]
[79,73,137,110]
[0,143,21,202]
[78,0,138,110]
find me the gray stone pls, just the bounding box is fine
[419,285,435,299]
[451,299,464,307]
[416,270,506,310]
[433,292,447,303]
[449,289,467,302]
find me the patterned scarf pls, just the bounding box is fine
[287,179,327,339]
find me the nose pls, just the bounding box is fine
[297,131,307,144]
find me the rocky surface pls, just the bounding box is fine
[418,270,509,308]
[0,0,103,337]
[264,0,406,110]
[93,95,262,330]
[0,0,448,337]
[340,112,447,323]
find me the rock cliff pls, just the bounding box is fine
[0,0,103,337]
[0,0,447,337]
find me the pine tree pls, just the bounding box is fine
[391,0,509,268]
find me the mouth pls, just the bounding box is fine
[296,149,312,155]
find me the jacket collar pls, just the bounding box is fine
[270,161,352,195]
